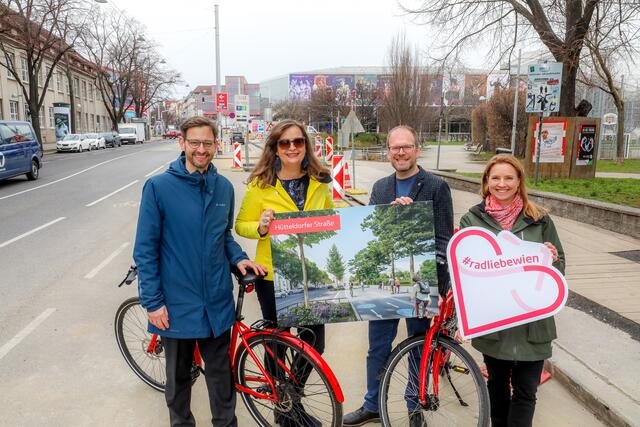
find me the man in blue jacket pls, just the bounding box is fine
[134,116,265,426]
[343,125,454,427]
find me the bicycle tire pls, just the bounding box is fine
[235,334,342,427]
[114,297,167,392]
[379,335,489,427]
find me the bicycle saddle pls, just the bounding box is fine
[230,265,263,287]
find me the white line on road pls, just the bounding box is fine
[85,180,139,207]
[0,217,66,249]
[386,302,399,308]
[85,242,130,279]
[0,152,141,202]
[144,161,170,178]
[370,309,383,319]
[0,308,56,361]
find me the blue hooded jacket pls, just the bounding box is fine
[133,153,248,338]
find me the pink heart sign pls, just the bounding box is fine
[447,227,568,339]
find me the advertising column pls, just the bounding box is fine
[53,102,71,141]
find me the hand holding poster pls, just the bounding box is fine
[447,227,568,339]
[270,202,437,327]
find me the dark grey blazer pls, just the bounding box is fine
[369,166,454,295]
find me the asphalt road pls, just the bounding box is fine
[0,142,604,426]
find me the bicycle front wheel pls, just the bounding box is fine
[114,297,166,392]
[379,335,489,426]
[235,334,342,427]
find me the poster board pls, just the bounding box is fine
[269,202,436,327]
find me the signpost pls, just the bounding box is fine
[216,93,228,110]
[526,62,563,184]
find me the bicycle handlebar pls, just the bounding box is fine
[117,264,263,289]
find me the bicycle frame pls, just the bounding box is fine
[418,290,457,407]
[229,275,344,404]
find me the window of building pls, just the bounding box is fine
[49,107,54,128]
[56,70,62,92]
[45,66,52,90]
[23,103,30,122]
[9,101,19,120]
[74,77,80,97]
[20,56,28,81]
[39,107,45,126]
[76,111,82,130]
[5,52,16,80]
[85,113,89,131]
[65,76,70,95]
[0,100,3,120]
[89,83,94,101]
[96,115,101,129]
[38,66,43,87]
[90,114,94,131]
[82,80,87,99]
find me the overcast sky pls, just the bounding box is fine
[106,0,435,96]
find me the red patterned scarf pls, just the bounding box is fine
[485,194,524,231]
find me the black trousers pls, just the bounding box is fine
[255,279,325,354]
[483,354,544,427]
[164,332,237,427]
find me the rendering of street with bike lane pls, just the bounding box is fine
[0,141,637,425]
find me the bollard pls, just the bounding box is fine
[314,135,323,160]
[233,142,243,169]
[325,136,334,164]
[343,160,352,190]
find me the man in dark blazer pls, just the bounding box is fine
[343,125,454,427]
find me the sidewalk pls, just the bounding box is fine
[348,159,640,426]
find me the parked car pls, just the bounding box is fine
[57,133,90,152]
[118,123,145,144]
[82,133,106,150]
[163,129,181,139]
[101,131,121,148]
[275,290,287,298]
[231,131,245,144]
[0,120,42,181]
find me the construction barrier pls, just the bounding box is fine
[314,135,323,159]
[325,136,333,163]
[233,143,243,169]
[332,154,344,200]
[343,160,352,190]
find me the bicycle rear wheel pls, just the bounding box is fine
[235,334,342,427]
[379,335,489,426]
[114,297,167,392]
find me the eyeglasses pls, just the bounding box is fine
[277,138,306,149]
[186,139,215,149]
[388,145,416,154]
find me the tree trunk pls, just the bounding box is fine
[559,62,578,117]
[615,101,626,165]
[297,235,310,308]
[409,254,415,278]
[28,83,43,152]
[65,56,77,133]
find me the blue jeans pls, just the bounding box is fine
[363,317,430,413]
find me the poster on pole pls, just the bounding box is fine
[532,120,566,163]
[269,202,437,327]
[525,62,563,113]
[447,227,568,339]
[576,124,596,166]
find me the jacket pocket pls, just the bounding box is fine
[527,318,557,343]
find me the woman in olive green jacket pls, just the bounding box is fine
[459,154,565,427]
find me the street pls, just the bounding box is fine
[0,141,604,426]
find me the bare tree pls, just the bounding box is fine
[579,1,640,164]
[354,80,380,132]
[272,98,308,123]
[129,49,181,120]
[402,0,604,116]
[0,0,87,147]
[380,33,429,131]
[81,8,146,129]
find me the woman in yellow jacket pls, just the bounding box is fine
[235,119,333,425]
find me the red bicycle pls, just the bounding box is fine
[115,266,344,426]
[378,289,490,426]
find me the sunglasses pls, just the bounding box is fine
[277,137,306,149]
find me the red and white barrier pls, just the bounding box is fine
[332,154,344,200]
[233,143,243,169]
[325,137,333,163]
[314,135,323,159]
[343,160,352,190]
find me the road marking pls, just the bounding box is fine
[386,302,399,308]
[144,161,170,178]
[86,180,139,207]
[85,242,130,279]
[0,308,56,361]
[0,217,66,249]
[0,151,145,202]
[370,309,383,319]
